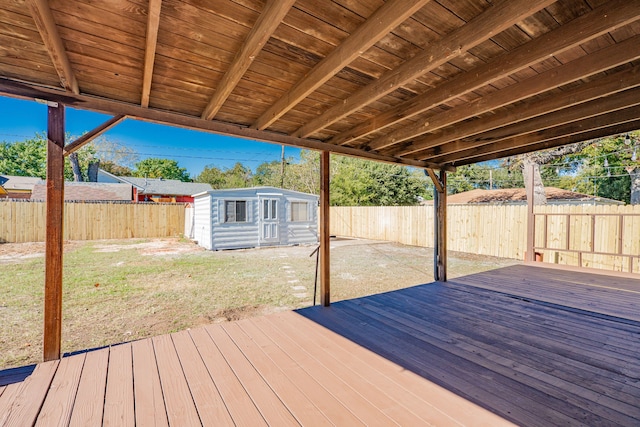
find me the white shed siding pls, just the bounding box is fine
[193,193,212,249]
[194,187,318,250]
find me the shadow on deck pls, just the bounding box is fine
[1,264,639,425]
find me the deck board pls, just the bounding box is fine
[0,265,638,426]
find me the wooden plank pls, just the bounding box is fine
[253,0,430,130]
[234,318,367,426]
[141,0,162,107]
[320,150,330,306]
[64,114,127,156]
[103,344,135,427]
[188,327,268,426]
[294,0,555,138]
[3,360,59,426]
[44,103,64,362]
[170,330,234,426]
[0,382,23,425]
[68,348,109,427]
[26,0,78,93]
[35,353,86,426]
[204,324,299,426]
[202,0,297,120]
[131,339,169,427]
[221,322,334,425]
[152,334,201,426]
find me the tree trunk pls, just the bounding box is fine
[522,157,546,205]
[69,152,83,182]
[627,166,640,204]
[87,160,100,182]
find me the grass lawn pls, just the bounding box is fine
[0,237,519,369]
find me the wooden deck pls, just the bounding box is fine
[1,265,639,426]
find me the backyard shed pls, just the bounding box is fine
[193,187,318,250]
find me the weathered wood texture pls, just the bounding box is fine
[0,201,186,243]
[1,265,638,426]
[1,0,639,169]
[331,204,640,273]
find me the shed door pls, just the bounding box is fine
[259,197,280,244]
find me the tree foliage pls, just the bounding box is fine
[0,133,96,180]
[133,158,191,182]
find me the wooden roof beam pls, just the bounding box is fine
[141,0,162,108]
[64,115,127,156]
[201,0,296,120]
[405,65,640,157]
[293,0,555,138]
[417,86,640,161]
[451,119,640,167]
[390,33,640,157]
[27,0,79,94]
[432,105,640,165]
[0,78,453,171]
[252,0,431,130]
[332,0,640,148]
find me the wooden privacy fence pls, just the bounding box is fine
[331,204,640,273]
[0,201,186,243]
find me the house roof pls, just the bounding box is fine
[445,187,624,204]
[0,1,638,171]
[30,182,133,202]
[0,175,44,191]
[100,170,212,196]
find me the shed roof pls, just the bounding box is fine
[198,186,319,199]
[1,0,639,170]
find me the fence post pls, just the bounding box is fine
[525,163,535,262]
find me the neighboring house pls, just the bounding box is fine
[440,187,624,205]
[193,187,319,250]
[97,169,211,203]
[30,182,133,202]
[0,175,43,199]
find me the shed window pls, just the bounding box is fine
[225,200,247,222]
[291,201,308,222]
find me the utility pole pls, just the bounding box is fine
[489,169,493,190]
[280,145,285,187]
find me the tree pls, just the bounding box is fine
[0,133,96,180]
[446,163,523,194]
[133,158,191,181]
[222,162,252,188]
[196,165,226,188]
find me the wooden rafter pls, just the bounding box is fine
[26,0,79,94]
[252,0,431,130]
[453,119,640,167]
[141,0,162,108]
[293,0,555,138]
[388,33,640,156]
[0,78,453,171]
[64,115,127,156]
[406,66,640,157]
[425,168,443,194]
[202,0,296,121]
[420,87,640,162]
[437,105,640,165]
[331,0,640,148]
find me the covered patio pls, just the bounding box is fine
[1,264,639,425]
[1,0,640,424]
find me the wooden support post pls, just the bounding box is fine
[320,151,330,306]
[44,103,65,361]
[430,169,447,282]
[525,163,536,262]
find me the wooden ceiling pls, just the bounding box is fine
[1,0,639,171]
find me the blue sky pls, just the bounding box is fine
[0,96,301,178]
